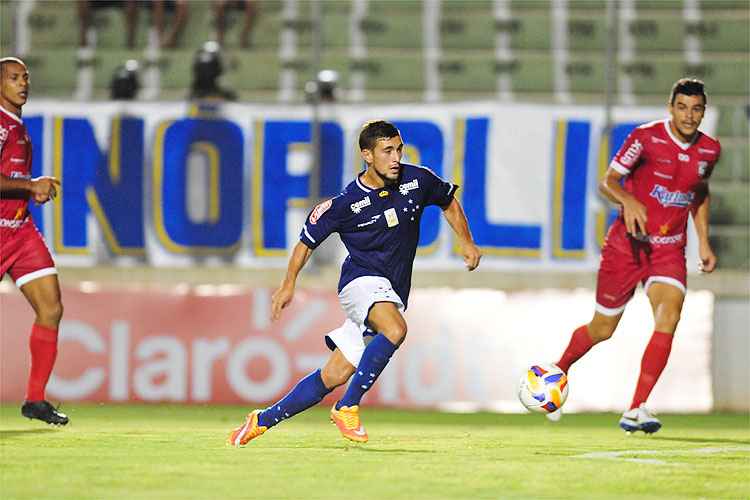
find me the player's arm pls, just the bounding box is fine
[600,167,648,236]
[271,241,314,320]
[691,181,716,273]
[0,174,60,203]
[441,197,481,271]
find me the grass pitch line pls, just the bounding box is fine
[574,446,750,465]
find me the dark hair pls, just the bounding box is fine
[0,56,27,75]
[358,120,400,150]
[669,78,706,105]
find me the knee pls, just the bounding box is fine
[321,363,354,389]
[37,299,63,326]
[655,308,681,332]
[381,322,407,346]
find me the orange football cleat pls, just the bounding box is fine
[228,410,267,447]
[330,403,368,443]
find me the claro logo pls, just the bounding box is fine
[47,320,294,402]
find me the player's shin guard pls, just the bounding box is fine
[337,334,396,409]
[25,324,58,401]
[556,325,594,373]
[630,331,673,410]
[257,369,332,428]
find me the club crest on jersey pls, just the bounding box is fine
[678,153,690,162]
[0,124,7,146]
[308,198,332,225]
[650,184,694,208]
[399,179,419,196]
[350,196,371,214]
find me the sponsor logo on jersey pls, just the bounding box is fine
[659,224,670,235]
[308,198,332,225]
[379,190,389,197]
[654,171,673,180]
[0,218,26,229]
[678,153,690,162]
[656,158,672,164]
[350,196,371,214]
[10,157,25,163]
[357,214,381,228]
[384,207,399,227]
[619,139,643,167]
[651,136,668,145]
[649,233,684,245]
[649,184,694,208]
[698,161,709,177]
[9,171,30,179]
[398,179,419,196]
[0,124,7,147]
[698,147,716,154]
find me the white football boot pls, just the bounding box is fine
[619,404,661,434]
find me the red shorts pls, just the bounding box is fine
[595,224,686,316]
[0,220,57,287]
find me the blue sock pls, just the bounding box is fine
[337,334,397,409]
[257,369,332,428]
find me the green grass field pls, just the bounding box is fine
[1,404,748,499]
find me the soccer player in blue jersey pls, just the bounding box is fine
[229,120,481,446]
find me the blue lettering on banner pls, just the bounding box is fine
[153,118,244,253]
[25,117,44,233]
[456,117,542,257]
[52,118,96,254]
[252,120,343,256]
[86,117,146,255]
[551,120,590,259]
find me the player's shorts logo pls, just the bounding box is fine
[309,198,332,224]
[350,196,371,214]
[649,184,694,208]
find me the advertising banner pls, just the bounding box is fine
[1,285,713,412]
[18,100,717,270]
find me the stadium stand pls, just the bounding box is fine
[3,0,748,268]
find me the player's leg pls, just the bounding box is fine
[18,273,69,425]
[556,311,623,373]
[228,349,353,447]
[335,301,403,410]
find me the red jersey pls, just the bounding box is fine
[609,119,721,250]
[0,105,32,233]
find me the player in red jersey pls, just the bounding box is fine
[0,57,68,425]
[551,78,721,433]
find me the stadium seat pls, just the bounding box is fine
[711,184,750,226]
[709,226,750,270]
[362,1,422,49]
[224,49,282,94]
[567,54,606,95]
[716,105,749,139]
[510,52,555,94]
[22,50,78,97]
[690,13,749,53]
[158,49,194,97]
[354,50,423,92]
[631,15,684,53]
[441,0,495,50]
[440,50,497,93]
[28,1,79,49]
[1,1,13,50]
[508,13,551,51]
[712,141,750,183]
[567,14,608,52]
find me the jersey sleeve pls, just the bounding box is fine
[610,128,645,176]
[421,168,458,208]
[299,197,339,249]
[0,123,8,155]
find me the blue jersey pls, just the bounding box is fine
[300,163,457,308]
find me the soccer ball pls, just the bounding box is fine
[518,364,569,414]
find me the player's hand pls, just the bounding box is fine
[698,241,717,273]
[30,176,60,204]
[621,197,648,237]
[461,242,482,271]
[271,281,295,321]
